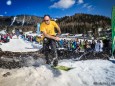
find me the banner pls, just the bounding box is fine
[112,6,115,56]
[37,23,40,34]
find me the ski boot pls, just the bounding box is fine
[52,58,58,67]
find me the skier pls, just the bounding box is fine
[40,15,61,66]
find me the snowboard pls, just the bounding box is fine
[51,65,73,71]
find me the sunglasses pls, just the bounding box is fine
[44,20,49,21]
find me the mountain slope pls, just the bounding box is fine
[57,13,111,34]
[0,15,43,32]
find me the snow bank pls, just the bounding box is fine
[0,60,115,86]
[0,37,42,52]
[0,30,6,34]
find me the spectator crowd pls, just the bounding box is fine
[0,29,111,54]
[0,34,13,44]
[56,38,111,53]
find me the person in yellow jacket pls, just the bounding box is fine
[40,15,61,66]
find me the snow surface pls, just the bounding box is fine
[0,35,115,86]
[0,60,115,86]
[0,35,42,52]
[0,30,6,34]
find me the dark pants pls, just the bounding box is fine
[43,37,58,63]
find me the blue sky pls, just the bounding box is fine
[0,0,115,18]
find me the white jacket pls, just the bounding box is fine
[95,42,103,52]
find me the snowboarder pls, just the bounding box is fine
[40,15,61,66]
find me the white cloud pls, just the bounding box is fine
[77,0,84,4]
[50,0,75,9]
[0,15,3,16]
[87,5,94,11]
[87,5,92,9]
[6,0,12,6]
[5,12,7,14]
[83,3,89,8]
[83,3,94,11]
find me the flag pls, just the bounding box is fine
[112,6,115,56]
[37,23,40,34]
